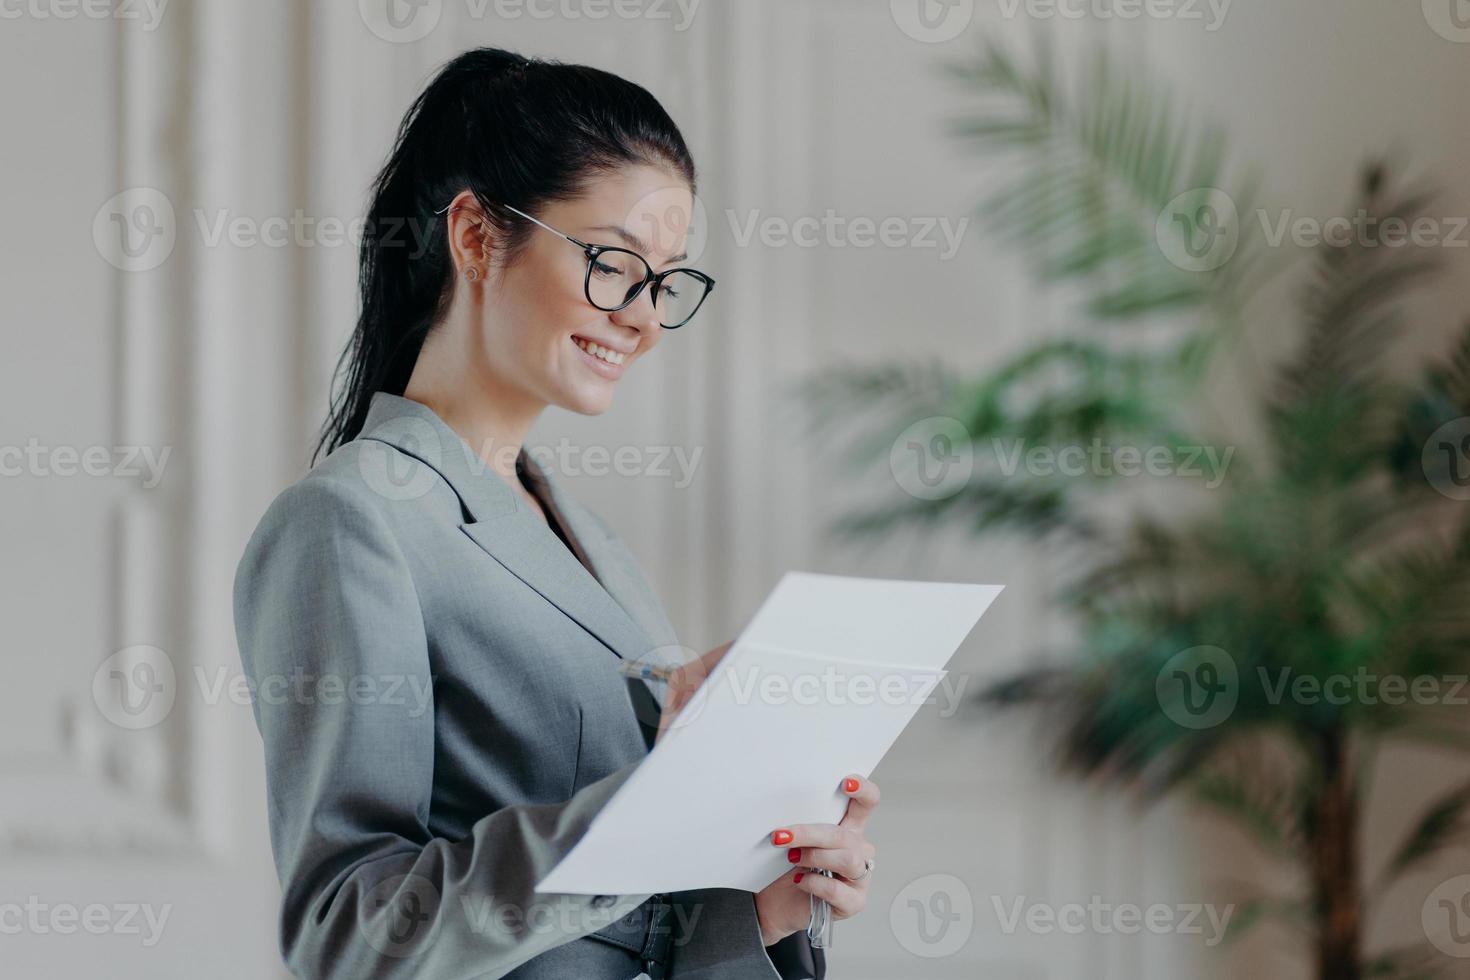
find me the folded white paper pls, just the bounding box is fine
[535,571,1003,895]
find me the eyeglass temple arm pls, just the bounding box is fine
[434,201,585,248]
[500,203,586,247]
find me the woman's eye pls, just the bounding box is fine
[592,261,618,278]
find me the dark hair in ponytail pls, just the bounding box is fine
[313,47,698,465]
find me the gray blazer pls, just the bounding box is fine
[233,391,823,980]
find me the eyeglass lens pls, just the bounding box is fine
[587,248,709,327]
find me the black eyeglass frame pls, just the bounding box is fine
[435,200,716,329]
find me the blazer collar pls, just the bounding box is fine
[357,391,659,664]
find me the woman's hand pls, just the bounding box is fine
[754,774,880,946]
[653,641,731,746]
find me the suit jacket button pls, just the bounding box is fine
[591,894,617,909]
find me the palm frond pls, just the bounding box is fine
[1275,164,1443,409]
[1375,778,1470,888]
[946,37,1257,321]
[1365,943,1465,980]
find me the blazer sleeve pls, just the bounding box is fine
[232,479,652,980]
[765,929,825,980]
[664,889,825,980]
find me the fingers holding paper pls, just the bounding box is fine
[785,825,876,885]
[755,775,880,944]
[836,771,881,833]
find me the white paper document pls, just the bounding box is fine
[535,571,1003,895]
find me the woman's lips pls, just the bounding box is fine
[570,335,627,379]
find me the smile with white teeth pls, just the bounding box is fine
[573,336,627,365]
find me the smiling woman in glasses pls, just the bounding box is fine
[231,47,877,980]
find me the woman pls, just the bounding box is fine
[232,48,878,980]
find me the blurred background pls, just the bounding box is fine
[5,1,1470,977]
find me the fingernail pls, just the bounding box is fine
[788,848,801,863]
[793,872,805,883]
[771,829,793,846]
[843,777,860,794]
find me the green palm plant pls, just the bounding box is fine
[803,39,1470,980]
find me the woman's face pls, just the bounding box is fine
[465,165,696,417]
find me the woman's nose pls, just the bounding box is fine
[610,284,663,339]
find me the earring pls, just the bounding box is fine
[464,266,480,282]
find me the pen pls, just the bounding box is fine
[614,660,679,684]
[618,658,836,949]
[807,873,835,948]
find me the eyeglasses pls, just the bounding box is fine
[435,201,716,329]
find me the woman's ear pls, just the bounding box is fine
[444,189,491,278]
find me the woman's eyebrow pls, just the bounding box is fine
[587,224,689,265]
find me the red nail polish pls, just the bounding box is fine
[844,778,860,794]
[771,829,793,846]
[788,848,801,863]
[793,872,805,883]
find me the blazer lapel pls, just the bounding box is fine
[522,454,683,654]
[357,391,658,664]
